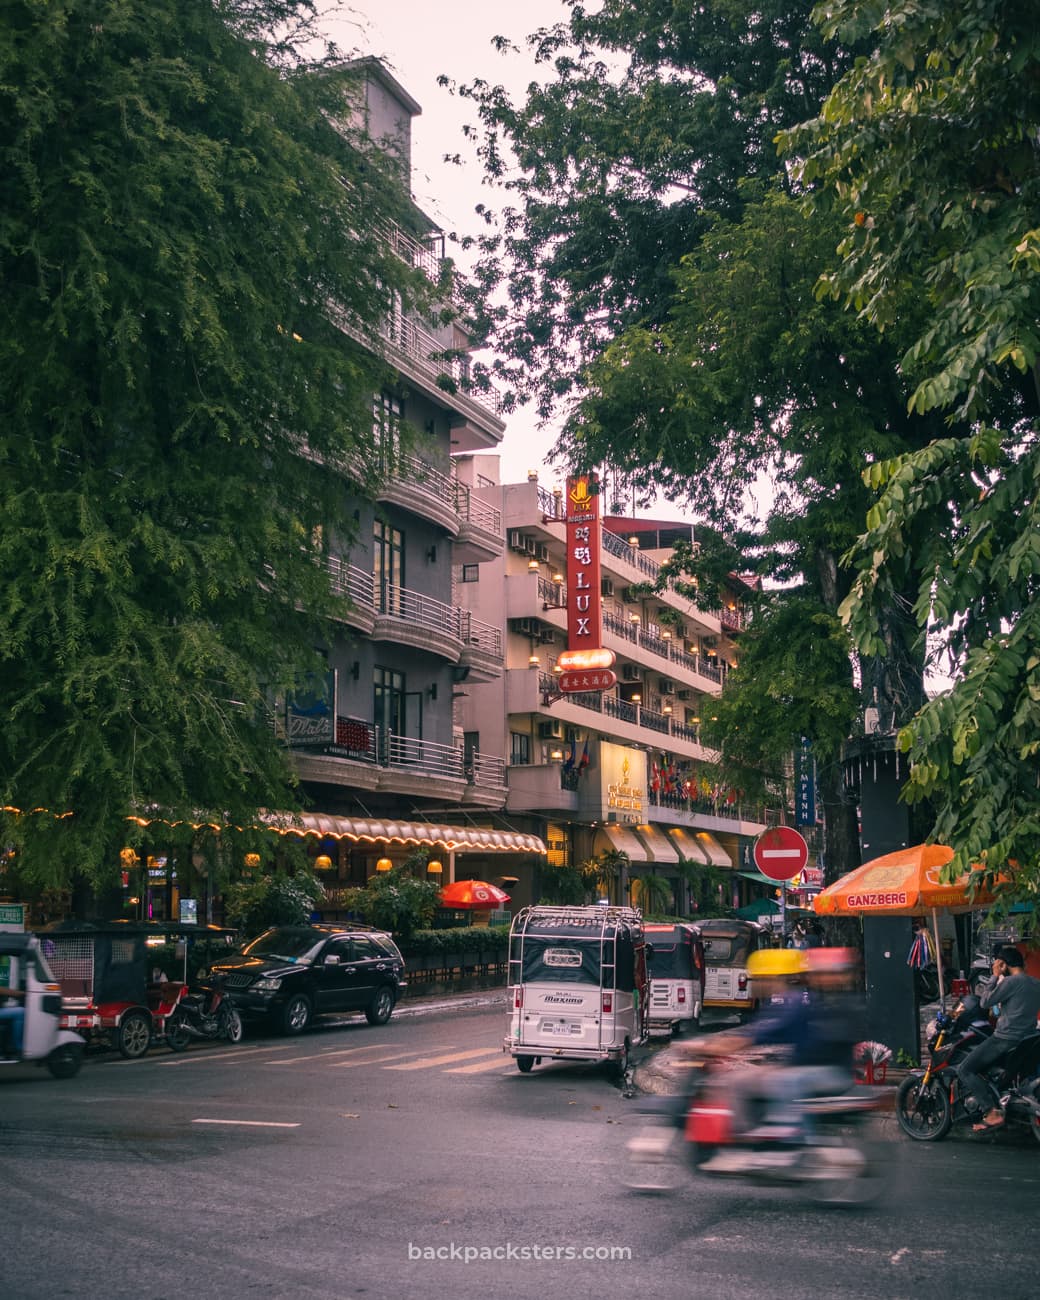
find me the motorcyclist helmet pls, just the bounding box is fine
[747,948,807,979]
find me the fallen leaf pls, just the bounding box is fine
[387,1103,399,1109]
[591,1105,602,1111]
[341,1113,360,1119]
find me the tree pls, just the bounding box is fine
[787,0,1040,902]
[0,3,421,889]
[455,3,952,884]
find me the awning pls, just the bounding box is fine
[631,824,680,865]
[667,827,710,865]
[740,869,795,887]
[263,812,545,855]
[595,823,650,863]
[695,831,732,868]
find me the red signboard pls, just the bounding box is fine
[753,826,809,882]
[558,669,618,694]
[565,474,603,652]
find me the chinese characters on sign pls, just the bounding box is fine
[565,474,603,653]
[558,669,618,694]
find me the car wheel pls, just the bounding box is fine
[280,993,312,1036]
[46,1043,84,1079]
[116,1010,152,1059]
[365,986,395,1026]
[165,1013,190,1052]
[516,1055,535,1073]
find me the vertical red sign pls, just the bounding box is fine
[565,473,603,652]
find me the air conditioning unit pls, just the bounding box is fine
[659,679,676,696]
[538,720,564,740]
[601,578,615,598]
[536,543,550,563]
[524,536,538,556]
[508,529,525,553]
[538,629,557,645]
[622,664,641,682]
[509,618,539,637]
[676,688,693,700]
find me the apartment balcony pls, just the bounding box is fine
[507,761,580,815]
[505,669,715,764]
[376,448,462,535]
[323,557,376,635]
[291,722,507,809]
[454,490,503,564]
[458,612,504,683]
[372,583,464,663]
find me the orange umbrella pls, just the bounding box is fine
[813,843,1005,1002]
[438,880,511,909]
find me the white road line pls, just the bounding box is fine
[192,1119,301,1128]
[384,1047,502,1071]
[149,1045,297,1067]
[443,1056,514,1074]
[269,1042,423,1067]
[330,1050,422,1068]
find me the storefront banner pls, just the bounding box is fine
[579,740,645,824]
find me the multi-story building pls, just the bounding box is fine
[268,60,545,908]
[453,464,777,914]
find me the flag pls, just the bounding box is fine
[562,737,576,773]
[651,760,661,794]
[664,763,676,795]
[578,736,590,772]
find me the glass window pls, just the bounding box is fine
[460,564,479,583]
[374,666,405,737]
[510,732,531,765]
[349,937,382,960]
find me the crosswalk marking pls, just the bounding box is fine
[443,1055,514,1074]
[383,1047,502,1071]
[270,1042,428,1067]
[155,1044,296,1067]
[330,1050,421,1068]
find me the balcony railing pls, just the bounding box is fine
[326,718,505,788]
[534,675,710,751]
[323,555,375,611]
[378,581,463,637]
[381,313,504,417]
[458,487,502,536]
[537,576,567,608]
[461,612,503,657]
[647,787,770,826]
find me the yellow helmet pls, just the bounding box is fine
[747,948,807,979]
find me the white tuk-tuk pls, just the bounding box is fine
[645,921,705,1034]
[0,932,86,1079]
[504,904,649,1076]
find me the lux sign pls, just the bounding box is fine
[565,474,603,651]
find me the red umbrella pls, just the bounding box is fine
[438,880,510,908]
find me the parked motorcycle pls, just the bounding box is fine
[896,999,1040,1143]
[164,979,243,1051]
[625,1060,890,1207]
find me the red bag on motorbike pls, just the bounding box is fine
[685,1101,733,1145]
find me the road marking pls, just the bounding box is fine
[384,1047,502,1071]
[443,1056,515,1074]
[269,1042,426,1066]
[150,1045,297,1067]
[192,1118,301,1128]
[330,1050,422,1068]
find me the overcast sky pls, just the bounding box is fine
[326,2,574,487]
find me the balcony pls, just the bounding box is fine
[455,488,503,564]
[458,612,504,683]
[290,720,507,807]
[373,582,466,662]
[323,556,376,634]
[376,447,461,534]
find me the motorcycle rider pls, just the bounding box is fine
[958,945,1040,1132]
[687,947,864,1143]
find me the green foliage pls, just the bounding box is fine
[538,863,590,906]
[223,871,326,938]
[630,872,673,915]
[0,1,422,888]
[344,869,441,939]
[787,1,1040,901]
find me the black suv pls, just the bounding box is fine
[211,924,407,1035]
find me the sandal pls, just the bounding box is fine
[971,1114,1005,1133]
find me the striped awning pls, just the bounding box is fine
[666,827,732,868]
[595,824,650,863]
[631,824,680,864]
[263,812,545,855]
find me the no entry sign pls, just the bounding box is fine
[753,826,809,882]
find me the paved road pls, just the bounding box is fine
[2,1002,1039,1300]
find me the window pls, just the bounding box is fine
[373,391,403,472]
[374,666,406,738]
[349,937,383,960]
[460,564,479,583]
[510,732,531,765]
[374,519,404,614]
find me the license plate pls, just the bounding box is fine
[540,1021,580,1036]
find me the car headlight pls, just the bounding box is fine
[252,977,283,993]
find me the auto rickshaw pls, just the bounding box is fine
[38,918,239,1058]
[0,932,86,1079]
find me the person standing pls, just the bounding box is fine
[958,945,1040,1132]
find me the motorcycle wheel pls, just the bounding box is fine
[802,1130,890,1208]
[116,1010,153,1060]
[896,1074,952,1141]
[165,1014,190,1053]
[624,1117,682,1193]
[46,1043,84,1079]
[221,1006,243,1044]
